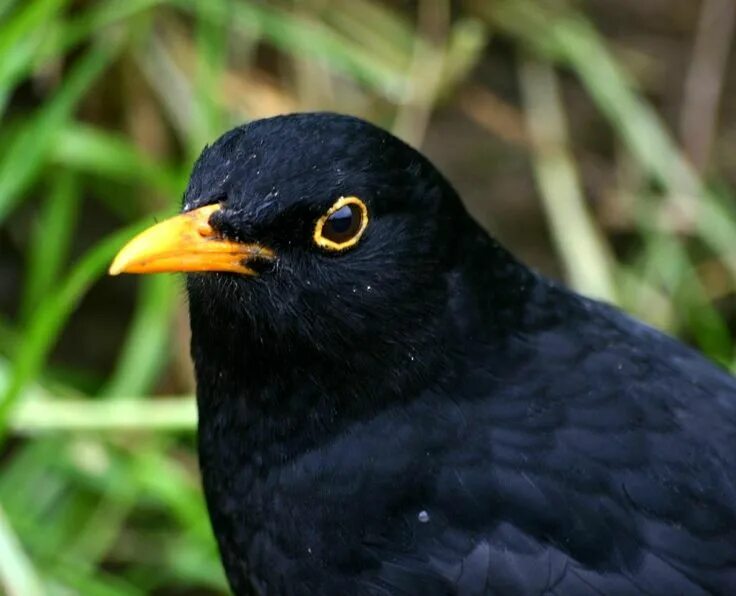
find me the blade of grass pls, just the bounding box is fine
[6,489,144,595]
[633,217,733,364]
[0,504,45,596]
[0,0,69,116]
[50,123,182,197]
[19,0,165,97]
[486,1,736,280]
[187,0,409,99]
[0,0,169,122]
[59,0,166,50]
[0,437,207,592]
[0,1,21,21]
[163,539,228,591]
[134,27,195,142]
[0,38,121,223]
[21,171,81,322]
[65,437,219,552]
[519,56,617,302]
[47,564,143,596]
[323,0,414,69]
[679,0,735,171]
[0,358,48,402]
[392,0,450,146]
[0,0,66,57]
[101,276,178,398]
[190,0,228,154]
[52,440,222,586]
[0,218,163,438]
[0,442,66,534]
[0,317,19,358]
[126,444,213,542]
[485,2,697,192]
[6,504,144,596]
[10,397,196,434]
[40,439,139,571]
[66,489,137,576]
[436,17,487,99]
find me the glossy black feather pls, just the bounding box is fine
[185,113,736,595]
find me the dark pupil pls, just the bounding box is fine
[324,204,359,241]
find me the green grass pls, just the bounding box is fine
[0,0,734,592]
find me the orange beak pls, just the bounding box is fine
[108,204,274,276]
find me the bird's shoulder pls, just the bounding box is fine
[400,286,736,594]
[340,286,736,594]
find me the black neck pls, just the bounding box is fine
[189,217,537,464]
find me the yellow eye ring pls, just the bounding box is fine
[313,196,369,251]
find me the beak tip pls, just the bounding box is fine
[108,256,126,276]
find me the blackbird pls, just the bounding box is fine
[110,113,736,595]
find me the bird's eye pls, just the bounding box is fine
[313,196,369,251]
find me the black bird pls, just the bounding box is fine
[110,113,736,595]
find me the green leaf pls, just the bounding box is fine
[486,1,736,280]
[10,397,196,434]
[0,0,68,115]
[0,39,120,223]
[519,56,617,302]
[101,276,179,398]
[0,218,161,437]
[21,171,81,322]
[190,0,229,154]
[50,123,182,197]
[0,503,45,596]
[189,0,409,99]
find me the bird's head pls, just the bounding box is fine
[110,113,495,401]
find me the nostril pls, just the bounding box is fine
[196,222,212,237]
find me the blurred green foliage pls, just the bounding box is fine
[0,0,735,593]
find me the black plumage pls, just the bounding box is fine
[178,113,736,594]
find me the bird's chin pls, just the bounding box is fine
[185,271,286,333]
[186,270,261,303]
